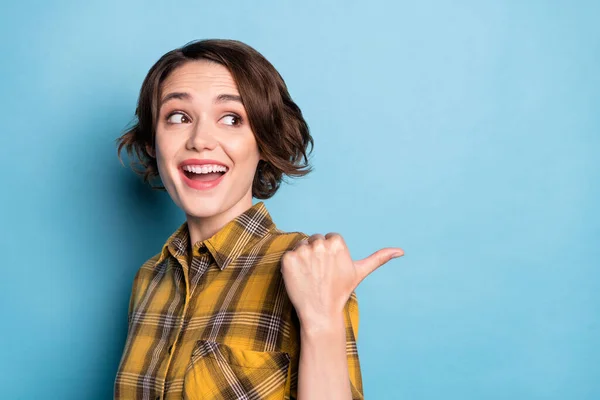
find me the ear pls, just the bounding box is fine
[145,143,156,158]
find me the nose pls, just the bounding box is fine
[186,119,218,151]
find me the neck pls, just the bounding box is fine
[185,194,254,247]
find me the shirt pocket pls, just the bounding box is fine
[183,339,291,400]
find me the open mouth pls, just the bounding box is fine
[181,164,228,182]
[182,169,227,181]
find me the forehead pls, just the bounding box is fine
[160,60,239,95]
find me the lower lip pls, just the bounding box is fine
[179,168,227,190]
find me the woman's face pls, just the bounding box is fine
[152,60,261,220]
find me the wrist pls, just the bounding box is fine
[299,311,345,338]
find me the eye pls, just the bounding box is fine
[166,112,190,124]
[220,114,242,126]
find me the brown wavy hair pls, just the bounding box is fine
[116,39,314,199]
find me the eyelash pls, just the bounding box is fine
[165,111,243,126]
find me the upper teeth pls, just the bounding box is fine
[183,164,228,174]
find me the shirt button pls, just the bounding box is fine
[198,245,208,254]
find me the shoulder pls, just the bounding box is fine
[244,228,308,267]
[125,251,164,316]
[265,227,309,252]
[134,251,165,278]
[130,251,164,289]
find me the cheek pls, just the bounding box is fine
[153,134,179,179]
[154,132,179,160]
[225,133,260,166]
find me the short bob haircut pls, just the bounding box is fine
[116,39,314,199]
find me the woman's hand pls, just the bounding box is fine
[281,233,404,329]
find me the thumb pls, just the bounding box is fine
[354,248,404,283]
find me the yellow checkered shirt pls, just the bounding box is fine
[114,201,363,399]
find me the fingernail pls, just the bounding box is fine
[392,251,404,258]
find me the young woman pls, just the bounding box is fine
[114,39,403,400]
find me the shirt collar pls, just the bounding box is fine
[157,201,275,270]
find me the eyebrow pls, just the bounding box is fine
[215,93,243,104]
[160,92,243,107]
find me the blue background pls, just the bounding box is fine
[1,1,598,399]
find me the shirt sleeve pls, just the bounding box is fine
[126,269,139,326]
[126,253,161,326]
[287,291,364,400]
[344,291,364,399]
[126,265,146,327]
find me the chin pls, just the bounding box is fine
[167,178,225,216]
[181,199,225,219]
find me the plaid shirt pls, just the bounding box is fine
[114,201,364,400]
